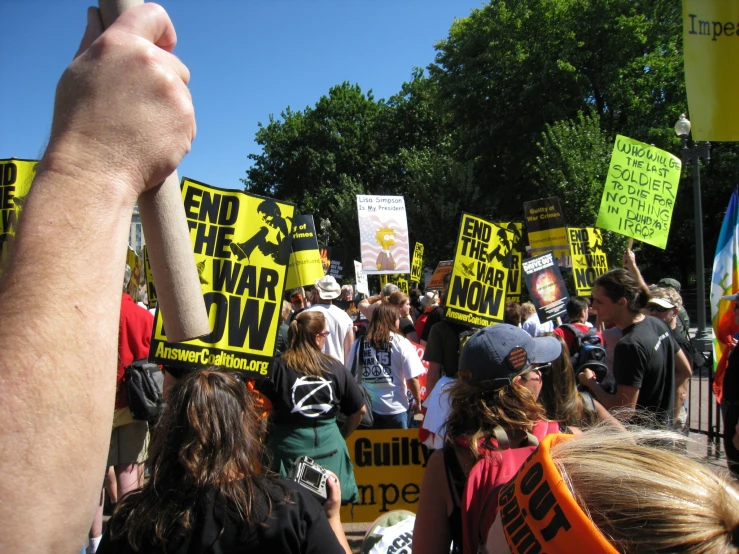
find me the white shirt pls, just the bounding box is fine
[305,303,354,364]
[522,312,553,337]
[347,332,426,415]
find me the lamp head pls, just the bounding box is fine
[674,113,691,138]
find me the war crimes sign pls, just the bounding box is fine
[497,222,524,302]
[568,227,608,297]
[683,0,739,140]
[444,214,512,327]
[286,214,324,289]
[357,195,411,274]
[0,158,36,273]
[150,178,295,376]
[411,242,424,284]
[142,246,157,307]
[522,252,569,323]
[355,260,369,296]
[523,197,570,268]
[426,260,452,291]
[596,135,681,249]
[339,429,430,522]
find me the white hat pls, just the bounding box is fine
[315,275,341,300]
[647,297,675,309]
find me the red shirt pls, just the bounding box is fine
[116,293,154,409]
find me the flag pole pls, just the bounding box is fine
[97,0,209,343]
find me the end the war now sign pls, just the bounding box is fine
[444,213,512,327]
[150,178,294,377]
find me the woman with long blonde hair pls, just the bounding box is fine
[258,310,366,503]
[413,324,563,554]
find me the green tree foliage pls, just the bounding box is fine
[429,0,686,216]
[532,111,626,266]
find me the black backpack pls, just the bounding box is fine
[560,324,608,382]
[124,359,164,423]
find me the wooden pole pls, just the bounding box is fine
[98,0,209,342]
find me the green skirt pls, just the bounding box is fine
[266,418,359,504]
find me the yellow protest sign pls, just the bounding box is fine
[150,178,295,376]
[496,222,524,302]
[444,214,512,327]
[286,214,324,289]
[396,275,410,294]
[340,429,430,522]
[595,135,681,249]
[523,197,570,267]
[683,1,739,141]
[0,158,36,274]
[142,245,157,307]
[125,247,143,299]
[411,242,424,284]
[379,274,388,288]
[568,227,609,296]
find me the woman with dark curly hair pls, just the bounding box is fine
[413,324,563,554]
[98,368,352,554]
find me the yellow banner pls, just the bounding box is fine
[411,242,424,283]
[444,214,512,327]
[142,245,157,307]
[150,179,295,376]
[683,1,739,141]
[286,214,324,289]
[568,227,609,296]
[595,135,681,249]
[340,429,430,522]
[0,158,36,274]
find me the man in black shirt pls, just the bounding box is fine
[579,269,691,424]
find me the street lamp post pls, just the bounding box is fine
[674,114,712,350]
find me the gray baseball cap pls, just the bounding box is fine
[459,324,561,389]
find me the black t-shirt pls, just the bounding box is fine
[614,316,676,422]
[421,305,444,342]
[399,317,416,339]
[259,356,365,425]
[423,320,469,378]
[98,479,344,554]
[724,347,739,406]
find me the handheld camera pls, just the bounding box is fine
[288,456,328,504]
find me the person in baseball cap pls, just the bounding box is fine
[414,324,564,554]
[459,323,562,393]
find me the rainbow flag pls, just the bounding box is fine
[710,187,739,403]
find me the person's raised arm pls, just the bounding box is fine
[0,6,195,552]
[623,249,649,294]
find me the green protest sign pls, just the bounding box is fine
[595,135,681,249]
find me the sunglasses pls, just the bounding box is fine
[317,331,330,337]
[518,363,552,381]
[646,304,670,313]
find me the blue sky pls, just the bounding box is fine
[1,0,483,190]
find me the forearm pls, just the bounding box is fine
[583,380,619,410]
[0,160,135,550]
[341,410,363,439]
[407,377,422,405]
[425,362,442,397]
[327,516,352,554]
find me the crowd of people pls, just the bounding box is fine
[3,4,739,554]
